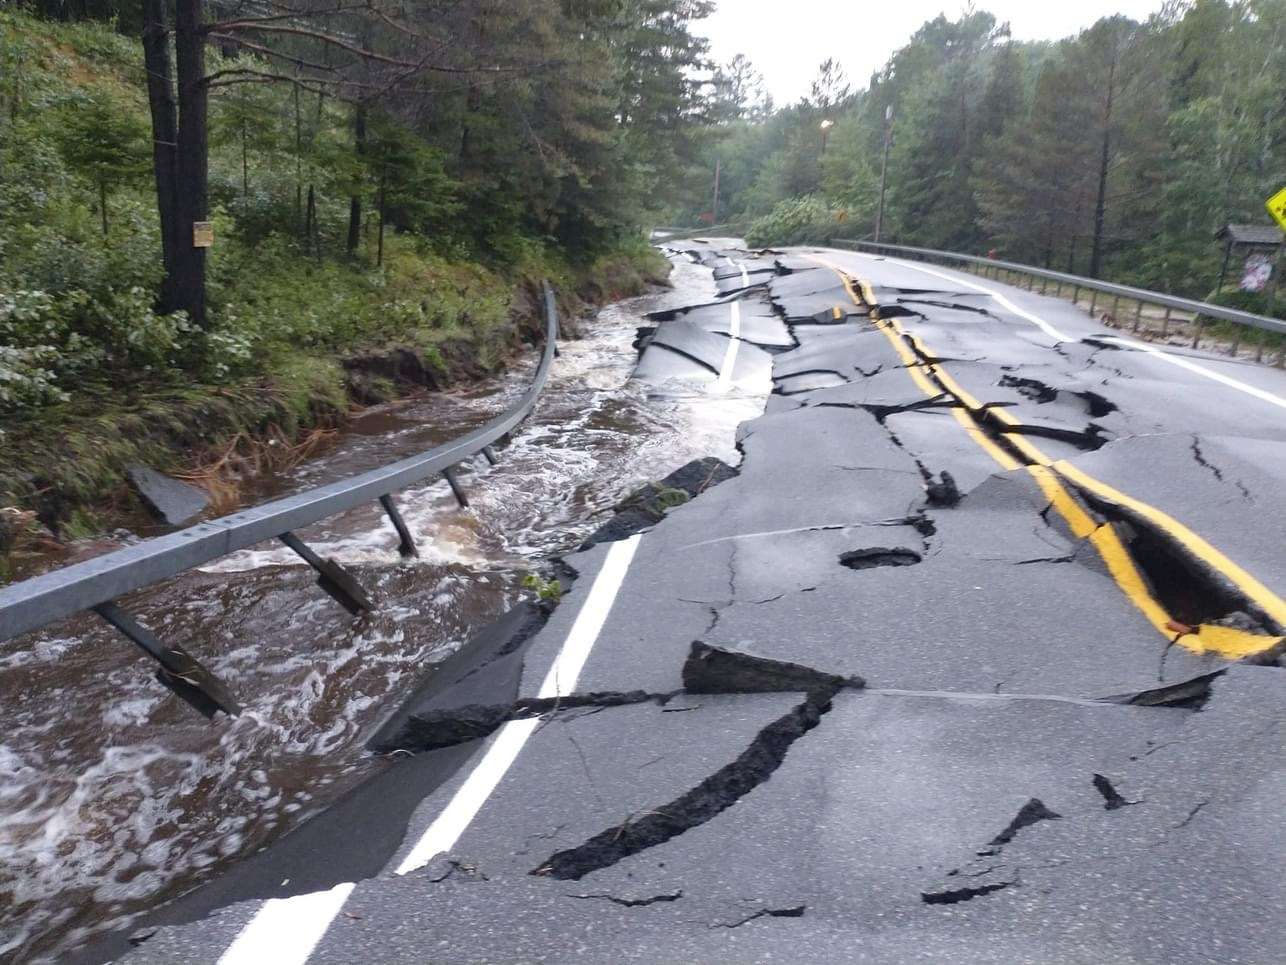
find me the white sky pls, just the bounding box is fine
[697,0,1168,104]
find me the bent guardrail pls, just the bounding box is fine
[830,239,1286,360]
[0,283,561,717]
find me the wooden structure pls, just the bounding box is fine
[1214,223,1284,295]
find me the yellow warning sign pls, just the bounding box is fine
[1267,186,1286,232]
[192,221,214,248]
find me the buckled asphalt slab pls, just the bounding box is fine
[115,241,1284,965]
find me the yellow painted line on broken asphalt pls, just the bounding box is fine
[804,253,1284,658]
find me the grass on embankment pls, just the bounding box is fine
[0,8,671,581]
[0,243,670,582]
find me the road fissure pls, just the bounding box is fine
[807,255,1285,660]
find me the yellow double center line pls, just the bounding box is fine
[821,262,1283,659]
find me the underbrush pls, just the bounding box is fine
[0,8,673,555]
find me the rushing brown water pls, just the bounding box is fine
[0,255,764,962]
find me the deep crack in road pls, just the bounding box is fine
[114,241,1285,965]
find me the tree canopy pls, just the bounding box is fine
[677,0,1285,306]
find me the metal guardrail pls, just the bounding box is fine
[830,240,1286,349]
[0,283,561,716]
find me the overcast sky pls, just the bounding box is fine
[697,1,1168,104]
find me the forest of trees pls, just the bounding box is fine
[2,1,1282,450]
[676,0,1285,313]
[0,0,715,415]
[0,0,720,549]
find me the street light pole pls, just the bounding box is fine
[712,156,721,226]
[875,105,893,243]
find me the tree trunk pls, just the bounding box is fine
[346,101,366,256]
[241,118,248,197]
[306,183,319,261]
[294,80,303,233]
[173,0,209,327]
[377,174,386,268]
[1089,59,1116,280]
[142,0,180,312]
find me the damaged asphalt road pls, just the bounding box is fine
[120,241,1285,964]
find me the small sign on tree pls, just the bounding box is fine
[192,222,214,248]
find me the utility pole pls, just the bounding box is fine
[875,105,893,243]
[711,157,721,225]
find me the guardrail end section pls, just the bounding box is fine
[92,602,241,719]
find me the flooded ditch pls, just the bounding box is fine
[0,253,764,962]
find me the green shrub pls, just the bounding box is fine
[745,196,841,248]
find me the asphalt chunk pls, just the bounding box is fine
[682,641,865,695]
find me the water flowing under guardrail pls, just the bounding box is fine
[0,283,561,715]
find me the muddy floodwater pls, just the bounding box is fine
[0,255,763,962]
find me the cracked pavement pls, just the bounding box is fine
[116,242,1286,964]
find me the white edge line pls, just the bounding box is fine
[715,300,742,390]
[1099,335,1286,410]
[396,532,642,874]
[217,534,643,962]
[844,250,1286,409]
[218,882,355,965]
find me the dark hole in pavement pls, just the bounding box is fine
[921,881,1010,905]
[1092,773,1135,810]
[1077,391,1118,418]
[979,798,1061,854]
[872,305,920,319]
[999,374,1057,404]
[1106,514,1258,631]
[838,547,922,570]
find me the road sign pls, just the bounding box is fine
[1267,186,1286,232]
[192,221,214,248]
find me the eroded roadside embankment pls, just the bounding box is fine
[0,250,670,585]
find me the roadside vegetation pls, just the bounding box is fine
[0,2,705,569]
[674,1,1286,315]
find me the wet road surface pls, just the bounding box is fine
[0,257,767,963]
[39,242,1286,963]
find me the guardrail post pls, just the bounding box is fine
[1089,289,1099,314]
[443,466,469,508]
[1040,276,1048,295]
[1072,284,1080,306]
[1132,300,1143,333]
[482,445,499,466]
[93,601,241,718]
[1254,330,1266,363]
[1192,316,1206,349]
[1228,326,1242,357]
[279,531,375,616]
[379,493,418,558]
[1161,307,1171,337]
